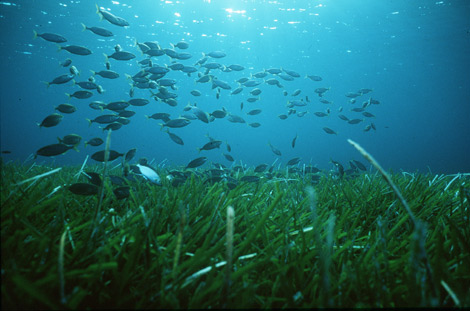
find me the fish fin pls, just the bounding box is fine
[42,81,50,88]
[65,93,71,99]
[33,30,38,39]
[103,53,109,61]
[90,69,96,76]
[86,119,92,127]
[56,44,62,52]
[81,23,87,31]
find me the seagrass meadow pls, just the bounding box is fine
[1,157,469,309]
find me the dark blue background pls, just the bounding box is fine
[1,0,469,174]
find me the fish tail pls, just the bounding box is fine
[95,4,102,18]
[56,44,62,52]
[33,30,38,39]
[42,81,50,88]
[90,69,96,76]
[84,142,88,148]
[81,23,87,31]
[65,93,71,99]
[103,53,108,61]
[86,119,92,127]
[158,123,164,130]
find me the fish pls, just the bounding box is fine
[314,87,330,96]
[166,130,184,145]
[136,164,161,185]
[87,114,120,125]
[314,112,328,117]
[266,68,282,74]
[198,140,222,152]
[119,110,136,118]
[33,31,67,43]
[45,74,75,87]
[55,103,76,114]
[96,5,129,27]
[84,137,104,147]
[101,122,122,131]
[68,183,99,195]
[348,119,363,124]
[35,143,76,158]
[104,51,136,61]
[323,127,337,135]
[240,175,260,183]
[227,114,246,123]
[58,134,81,146]
[81,23,113,37]
[91,70,120,79]
[74,81,99,90]
[128,98,149,106]
[283,68,301,78]
[226,142,232,152]
[306,75,322,81]
[186,156,208,169]
[287,157,301,166]
[91,150,124,162]
[353,160,367,171]
[146,113,171,122]
[223,153,234,162]
[345,92,361,98]
[124,148,137,162]
[171,41,189,49]
[247,109,262,116]
[279,73,294,81]
[105,101,129,111]
[291,89,302,96]
[254,164,268,172]
[228,64,244,71]
[113,186,130,200]
[292,134,298,148]
[60,58,72,67]
[250,88,262,96]
[160,118,191,129]
[84,172,102,186]
[338,114,349,121]
[362,112,375,118]
[58,45,92,56]
[38,113,63,128]
[268,142,282,156]
[248,122,261,128]
[205,51,226,58]
[210,108,227,119]
[243,79,263,87]
[190,90,202,96]
[192,107,210,123]
[66,90,93,99]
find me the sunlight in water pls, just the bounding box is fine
[225,8,246,14]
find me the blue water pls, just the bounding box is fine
[1,0,469,174]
